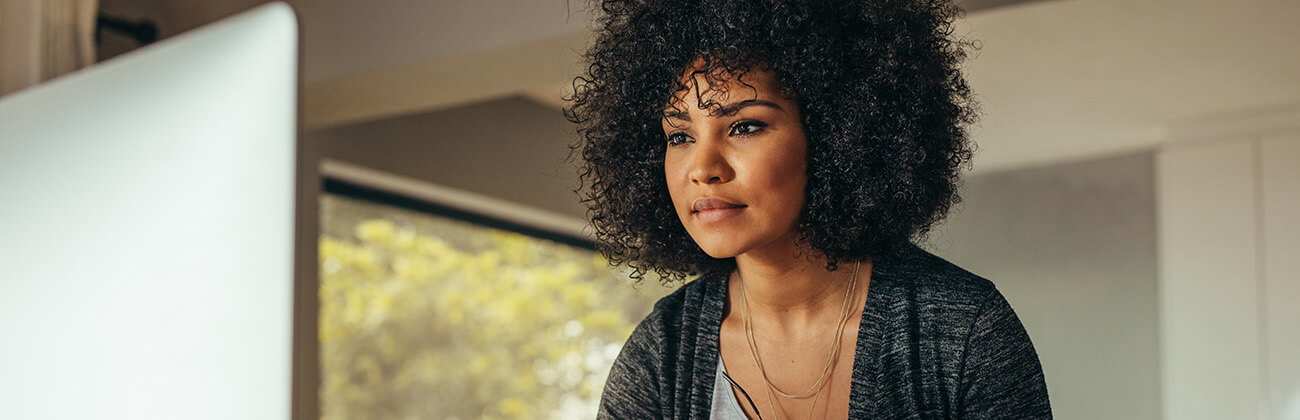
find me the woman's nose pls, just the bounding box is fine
[687,138,734,185]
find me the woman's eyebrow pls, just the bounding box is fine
[663,108,691,122]
[662,99,785,122]
[716,99,784,116]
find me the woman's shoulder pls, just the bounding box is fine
[875,243,1002,308]
[871,244,1045,374]
[862,244,1051,417]
[633,273,725,341]
[868,243,1026,347]
[598,274,725,418]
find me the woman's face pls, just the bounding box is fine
[662,67,807,259]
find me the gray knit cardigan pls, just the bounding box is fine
[596,244,1052,419]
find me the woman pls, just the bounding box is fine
[566,0,1051,418]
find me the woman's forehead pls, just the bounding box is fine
[664,66,785,113]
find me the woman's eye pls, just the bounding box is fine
[665,132,692,146]
[729,120,767,136]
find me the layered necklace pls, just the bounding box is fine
[737,261,861,420]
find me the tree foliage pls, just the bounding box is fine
[319,196,669,419]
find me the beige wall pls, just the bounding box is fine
[306,96,587,221]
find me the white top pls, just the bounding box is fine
[711,356,752,419]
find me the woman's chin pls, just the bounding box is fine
[692,239,748,259]
[699,248,740,259]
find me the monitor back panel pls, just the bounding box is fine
[0,4,297,419]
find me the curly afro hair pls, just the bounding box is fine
[566,0,978,283]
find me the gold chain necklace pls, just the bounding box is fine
[738,261,860,419]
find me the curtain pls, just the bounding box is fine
[0,0,97,96]
[39,0,98,80]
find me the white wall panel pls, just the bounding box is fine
[1261,133,1300,420]
[1157,140,1261,420]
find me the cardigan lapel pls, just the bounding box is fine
[689,274,728,419]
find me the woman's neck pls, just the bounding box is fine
[731,239,869,329]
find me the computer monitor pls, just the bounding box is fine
[0,3,298,419]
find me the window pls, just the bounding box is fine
[318,180,670,420]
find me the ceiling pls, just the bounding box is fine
[288,0,1064,130]
[290,0,1300,173]
[99,0,1300,174]
[290,0,1048,84]
[959,0,1300,172]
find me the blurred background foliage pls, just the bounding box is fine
[318,194,672,420]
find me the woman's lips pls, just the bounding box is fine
[692,198,746,222]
